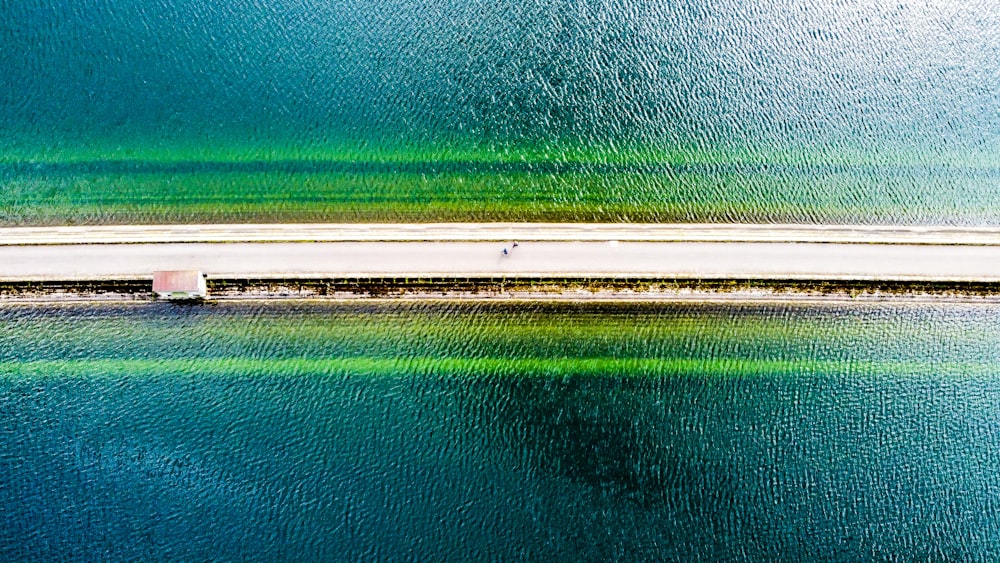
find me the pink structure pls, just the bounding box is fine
[152,270,207,299]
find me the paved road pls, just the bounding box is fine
[6,223,1000,245]
[5,241,1000,281]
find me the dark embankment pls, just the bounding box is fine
[4,277,1000,301]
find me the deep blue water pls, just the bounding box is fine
[6,0,998,157]
[4,301,1000,560]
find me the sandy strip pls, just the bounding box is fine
[4,223,1000,245]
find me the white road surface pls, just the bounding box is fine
[3,240,1000,281]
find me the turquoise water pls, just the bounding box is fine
[4,301,1000,559]
[3,1,1000,223]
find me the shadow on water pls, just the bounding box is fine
[494,374,739,510]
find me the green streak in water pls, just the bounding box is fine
[2,302,996,380]
[0,356,995,380]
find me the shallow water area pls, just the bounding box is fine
[3,301,1000,559]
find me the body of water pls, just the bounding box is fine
[4,301,1000,559]
[3,0,1000,224]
